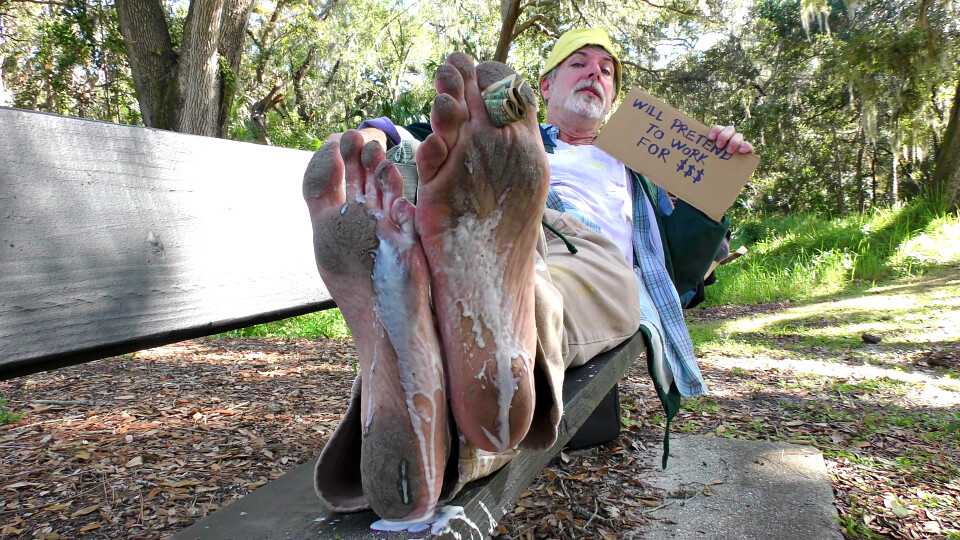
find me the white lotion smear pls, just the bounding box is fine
[371,231,446,508]
[371,505,483,537]
[440,209,532,450]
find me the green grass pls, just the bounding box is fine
[0,398,22,424]
[708,196,960,306]
[216,309,350,339]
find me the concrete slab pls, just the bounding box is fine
[637,435,843,540]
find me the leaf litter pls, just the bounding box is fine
[0,337,355,539]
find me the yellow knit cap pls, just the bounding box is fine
[540,28,622,97]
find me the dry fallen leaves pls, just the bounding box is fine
[0,337,356,539]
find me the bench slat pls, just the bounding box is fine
[171,330,646,539]
[0,108,333,378]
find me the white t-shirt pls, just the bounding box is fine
[547,139,634,265]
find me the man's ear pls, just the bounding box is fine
[539,77,551,103]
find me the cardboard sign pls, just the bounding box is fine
[595,88,760,222]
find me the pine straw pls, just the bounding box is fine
[2,301,959,539]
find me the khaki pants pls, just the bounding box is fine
[314,208,642,511]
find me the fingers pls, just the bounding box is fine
[327,128,387,148]
[727,132,745,154]
[709,125,755,154]
[357,127,388,149]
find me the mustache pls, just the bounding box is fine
[573,79,605,100]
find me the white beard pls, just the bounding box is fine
[554,81,610,120]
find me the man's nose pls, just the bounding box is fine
[586,62,602,79]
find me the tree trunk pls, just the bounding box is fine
[251,83,284,145]
[115,0,179,130]
[217,0,257,136]
[891,145,900,207]
[493,0,521,63]
[294,49,318,124]
[855,130,865,213]
[0,58,11,106]
[178,0,226,136]
[932,77,960,209]
[253,0,290,85]
[117,0,255,137]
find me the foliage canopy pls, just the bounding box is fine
[2,0,958,212]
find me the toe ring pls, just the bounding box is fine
[481,74,529,127]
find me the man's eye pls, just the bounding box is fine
[602,69,612,75]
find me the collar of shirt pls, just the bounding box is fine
[541,124,560,152]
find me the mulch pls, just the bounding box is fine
[0,338,355,539]
[2,304,959,539]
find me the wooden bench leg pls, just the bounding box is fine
[566,383,621,450]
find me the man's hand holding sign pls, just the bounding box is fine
[596,88,760,222]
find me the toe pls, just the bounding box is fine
[434,63,464,101]
[339,130,366,201]
[303,141,343,200]
[430,93,466,140]
[302,141,345,218]
[416,132,450,186]
[391,197,416,237]
[476,60,539,127]
[374,159,404,211]
[420,90,467,185]
[360,140,387,211]
[444,53,485,118]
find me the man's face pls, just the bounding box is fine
[542,47,617,121]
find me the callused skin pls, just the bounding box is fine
[414,54,549,453]
[303,132,447,521]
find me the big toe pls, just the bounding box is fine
[476,60,538,125]
[303,141,345,210]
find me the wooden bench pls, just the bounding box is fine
[0,107,647,539]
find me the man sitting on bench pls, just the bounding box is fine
[302,28,754,525]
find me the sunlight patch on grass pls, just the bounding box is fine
[891,215,960,270]
[217,309,350,339]
[703,355,960,406]
[709,197,957,306]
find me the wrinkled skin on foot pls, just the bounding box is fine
[303,132,448,520]
[415,54,550,452]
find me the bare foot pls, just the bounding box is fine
[415,54,550,452]
[303,132,448,520]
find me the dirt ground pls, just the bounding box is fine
[2,268,958,539]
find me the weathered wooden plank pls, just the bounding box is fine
[171,330,646,540]
[0,108,332,378]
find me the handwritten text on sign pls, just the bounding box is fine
[595,88,760,222]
